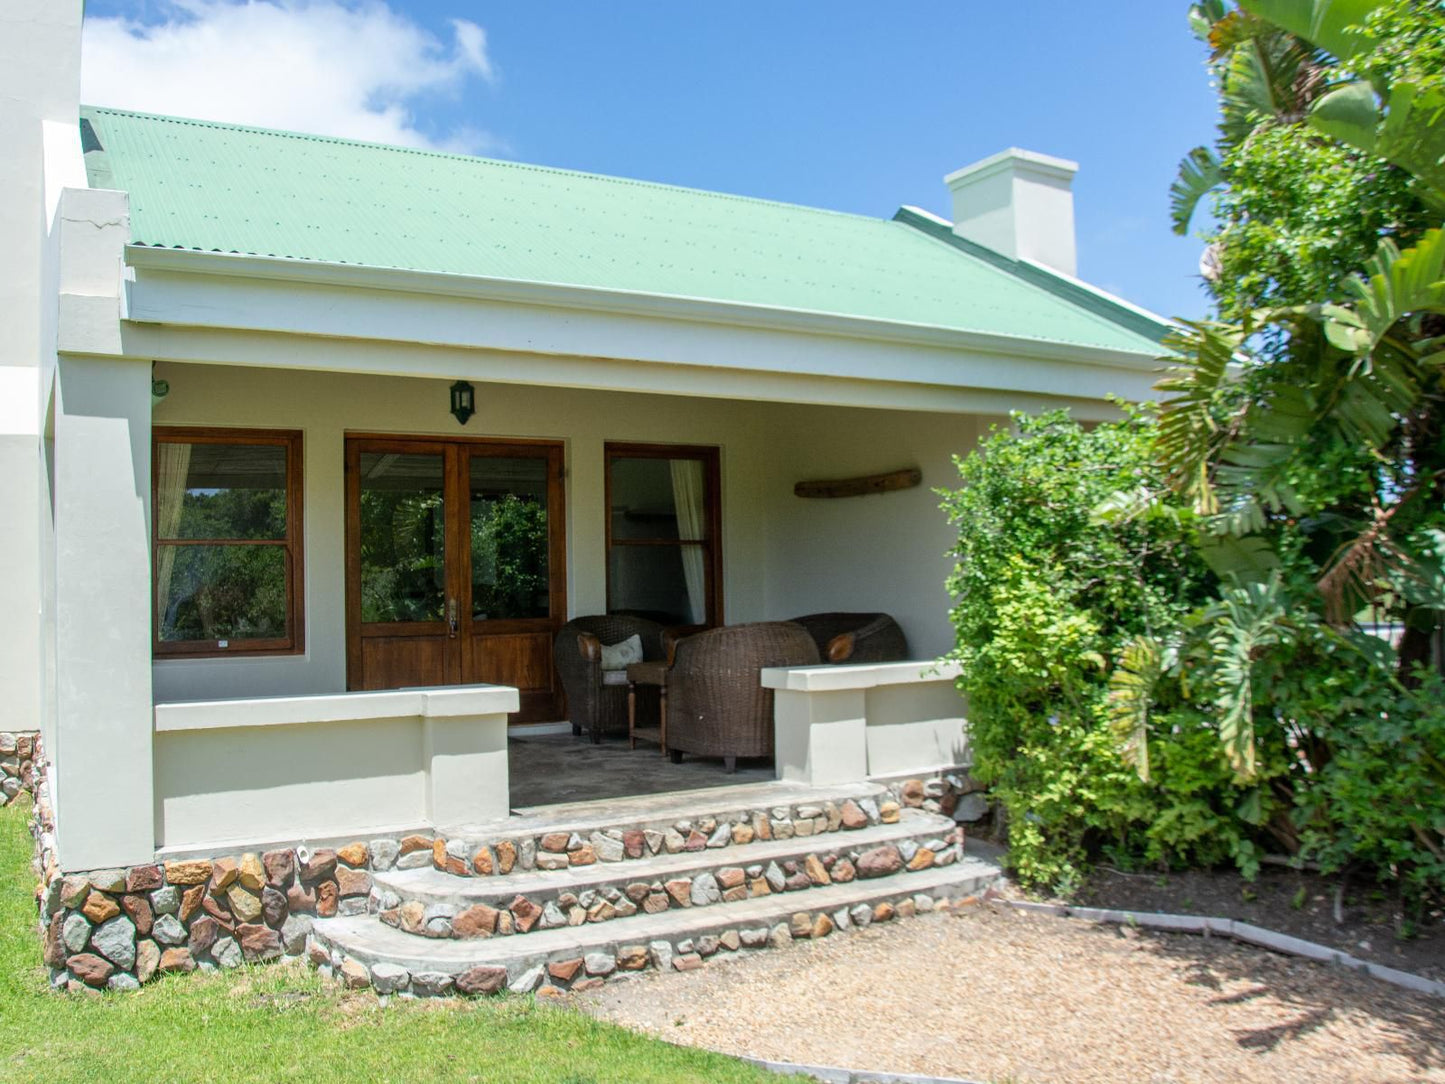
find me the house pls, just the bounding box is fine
[2,2,1172,993]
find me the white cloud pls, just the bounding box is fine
[82,1,501,154]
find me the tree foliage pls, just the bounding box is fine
[945,0,1445,903]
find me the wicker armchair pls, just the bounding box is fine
[665,621,821,772]
[554,615,666,744]
[789,612,908,664]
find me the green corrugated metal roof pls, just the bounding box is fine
[80,106,1166,357]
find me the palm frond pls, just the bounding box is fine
[1344,228,1445,348]
[1206,574,1291,781]
[1155,322,1245,515]
[1107,637,1165,783]
[1238,0,1378,63]
[1171,147,1223,236]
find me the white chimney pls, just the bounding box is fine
[944,148,1079,277]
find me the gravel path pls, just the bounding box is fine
[580,900,1445,1084]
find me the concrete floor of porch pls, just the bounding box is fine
[508,730,773,809]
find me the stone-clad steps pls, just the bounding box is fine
[370,809,959,941]
[421,780,897,880]
[307,784,1001,997]
[311,857,999,997]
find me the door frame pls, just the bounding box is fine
[344,433,567,719]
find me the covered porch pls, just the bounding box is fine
[37,178,1153,872]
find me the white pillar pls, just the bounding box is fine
[49,185,155,870]
[52,351,155,869]
[422,688,517,827]
[771,687,868,786]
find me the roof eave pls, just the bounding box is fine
[122,244,1167,372]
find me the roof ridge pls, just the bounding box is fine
[79,105,895,227]
[890,207,1175,347]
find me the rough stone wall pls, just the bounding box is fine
[0,731,40,807]
[881,771,990,825]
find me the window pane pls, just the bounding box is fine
[157,441,288,541]
[470,456,550,620]
[359,452,446,623]
[156,545,287,642]
[609,457,706,541]
[608,544,706,625]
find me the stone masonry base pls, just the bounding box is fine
[1,731,40,808]
[27,759,987,995]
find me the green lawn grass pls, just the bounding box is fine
[0,796,784,1084]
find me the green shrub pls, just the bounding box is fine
[941,411,1256,892]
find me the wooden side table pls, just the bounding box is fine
[626,660,669,755]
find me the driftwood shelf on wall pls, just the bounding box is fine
[793,468,922,499]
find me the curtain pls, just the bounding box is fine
[153,441,192,631]
[669,458,707,625]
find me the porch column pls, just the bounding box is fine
[421,687,517,827]
[50,186,155,870]
[763,664,871,785]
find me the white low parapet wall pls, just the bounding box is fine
[152,685,517,854]
[761,661,969,786]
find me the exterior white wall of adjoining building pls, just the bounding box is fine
[0,1,85,744]
[149,361,992,705]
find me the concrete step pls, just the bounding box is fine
[309,854,1001,997]
[456,779,888,841]
[418,779,895,883]
[371,809,959,940]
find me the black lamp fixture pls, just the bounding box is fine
[449,380,475,426]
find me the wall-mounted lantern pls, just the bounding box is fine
[152,362,169,409]
[450,380,475,426]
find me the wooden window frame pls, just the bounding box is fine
[152,427,305,659]
[604,441,723,630]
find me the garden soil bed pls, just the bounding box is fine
[1075,863,1445,983]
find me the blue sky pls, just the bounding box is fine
[82,2,1222,320]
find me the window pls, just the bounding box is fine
[605,443,721,628]
[153,428,303,656]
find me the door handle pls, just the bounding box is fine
[447,598,459,639]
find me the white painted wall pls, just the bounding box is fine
[150,363,993,705]
[757,401,1002,658]
[0,0,85,743]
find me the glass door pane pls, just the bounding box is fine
[469,454,550,620]
[357,451,447,623]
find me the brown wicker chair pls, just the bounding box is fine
[665,621,821,772]
[788,612,908,664]
[554,615,666,744]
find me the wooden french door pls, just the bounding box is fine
[344,435,566,723]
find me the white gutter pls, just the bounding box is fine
[123,245,1167,373]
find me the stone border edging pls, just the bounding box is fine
[1003,900,1445,999]
[743,1054,982,1084]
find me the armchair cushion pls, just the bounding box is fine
[554,615,666,741]
[599,634,643,671]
